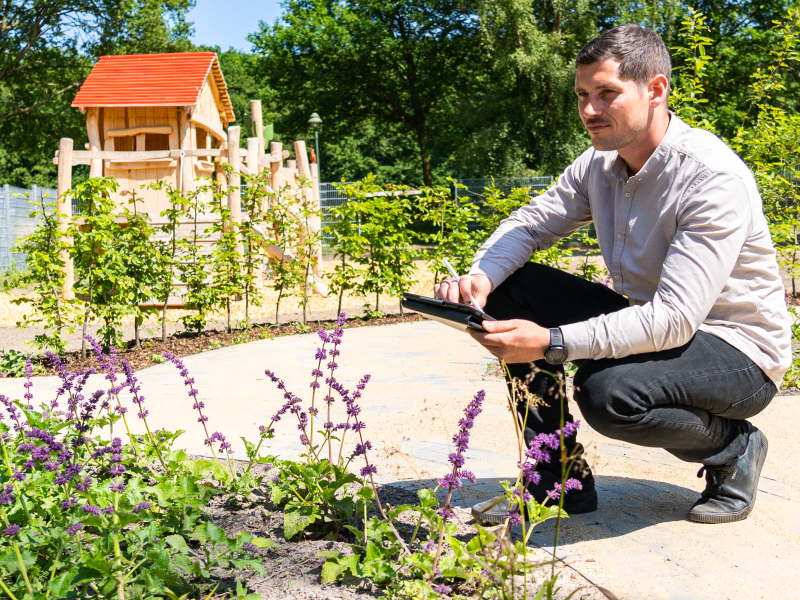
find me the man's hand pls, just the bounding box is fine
[469,319,551,364]
[433,273,493,308]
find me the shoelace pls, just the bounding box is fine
[696,464,733,497]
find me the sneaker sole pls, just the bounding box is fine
[688,431,768,524]
[472,491,599,524]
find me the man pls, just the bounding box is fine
[435,24,791,524]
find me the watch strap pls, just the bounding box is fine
[549,327,564,348]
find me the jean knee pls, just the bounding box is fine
[573,364,642,439]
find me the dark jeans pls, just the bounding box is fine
[484,262,777,466]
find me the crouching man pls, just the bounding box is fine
[435,24,791,523]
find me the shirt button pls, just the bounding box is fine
[617,233,622,239]
[625,192,631,197]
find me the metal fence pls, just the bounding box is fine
[0,184,57,272]
[319,177,555,247]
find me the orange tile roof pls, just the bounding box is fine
[72,52,235,124]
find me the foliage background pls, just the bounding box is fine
[3,0,800,189]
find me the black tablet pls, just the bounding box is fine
[401,293,496,333]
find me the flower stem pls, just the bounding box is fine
[112,394,157,476]
[46,540,66,598]
[0,578,19,600]
[0,438,31,521]
[12,540,32,594]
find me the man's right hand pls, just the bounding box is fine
[433,273,493,308]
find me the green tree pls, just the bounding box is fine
[249,0,482,186]
[4,190,75,352]
[335,177,417,315]
[0,0,195,188]
[68,177,131,352]
[118,191,162,349]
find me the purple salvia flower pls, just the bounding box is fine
[66,522,83,535]
[133,501,151,514]
[360,464,377,477]
[2,525,20,537]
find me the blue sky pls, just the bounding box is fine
[188,0,284,51]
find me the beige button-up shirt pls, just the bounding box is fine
[470,114,792,386]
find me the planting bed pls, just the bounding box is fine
[207,478,604,600]
[2,313,425,377]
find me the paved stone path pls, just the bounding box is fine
[1,320,798,599]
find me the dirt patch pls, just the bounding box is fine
[4,313,426,378]
[203,479,604,600]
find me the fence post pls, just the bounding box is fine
[226,126,242,225]
[3,184,10,271]
[251,100,265,172]
[57,138,74,300]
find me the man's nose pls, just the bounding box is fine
[582,97,603,117]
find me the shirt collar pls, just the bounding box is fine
[609,112,679,184]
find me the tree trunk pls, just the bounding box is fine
[227,298,231,334]
[134,314,140,349]
[245,287,250,329]
[414,122,432,187]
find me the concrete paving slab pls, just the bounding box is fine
[1,320,798,599]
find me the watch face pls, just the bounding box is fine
[545,347,568,365]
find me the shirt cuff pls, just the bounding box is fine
[468,262,506,291]
[560,321,592,362]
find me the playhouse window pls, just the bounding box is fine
[145,133,170,151]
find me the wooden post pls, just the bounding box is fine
[294,140,324,277]
[251,100,264,171]
[57,138,74,300]
[247,137,259,178]
[86,108,103,178]
[269,141,282,190]
[179,108,194,193]
[227,126,242,225]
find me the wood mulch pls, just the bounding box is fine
[15,313,426,377]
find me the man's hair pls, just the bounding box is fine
[576,24,671,91]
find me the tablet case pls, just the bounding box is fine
[401,293,492,332]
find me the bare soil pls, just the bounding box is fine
[3,313,426,378]
[202,478,605,600]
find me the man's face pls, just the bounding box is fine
[575,59,653,152]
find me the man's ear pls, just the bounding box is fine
[649,73,669,109]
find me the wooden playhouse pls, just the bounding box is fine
[54,52,326,301]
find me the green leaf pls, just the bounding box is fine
[321,560,348,584]
[0,548,35,572]
[206,522,230,546]
[49,569,77,597]
[165,534,190,552]
[250,537,275,549]
[315,550,342,559]
[417,488,439,508]
[283,511,311,540]
[85,556,113,575]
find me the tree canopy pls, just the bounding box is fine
[1,0,799,188]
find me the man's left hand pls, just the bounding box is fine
[468,319,551,363]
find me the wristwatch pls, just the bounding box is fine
[544,328,568,365]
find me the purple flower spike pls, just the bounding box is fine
[360,464,377,477]
[133,501,151,514]
[66,522,84,535]
[2,525,20,537]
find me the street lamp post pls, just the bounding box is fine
[308,112,322,181]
